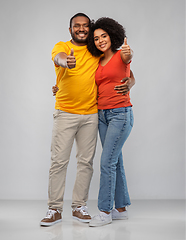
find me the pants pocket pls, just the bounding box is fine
[53,109,60,118]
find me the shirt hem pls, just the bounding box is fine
[55,106,98,115]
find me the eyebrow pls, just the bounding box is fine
[74,23,89,26]
[94,33,107,39]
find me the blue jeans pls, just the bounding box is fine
[98,107,134,212]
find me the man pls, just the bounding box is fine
[40,13,135,226]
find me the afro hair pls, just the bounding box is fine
[87,17,126,57]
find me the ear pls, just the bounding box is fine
[69,27,72,34]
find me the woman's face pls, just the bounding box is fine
[94,29,111,53]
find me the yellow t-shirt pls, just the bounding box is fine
[51,41,100,114]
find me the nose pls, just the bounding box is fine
[99,37,103,43]
[79,25,85,31]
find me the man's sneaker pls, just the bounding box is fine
[40,209,62,226]
[89,212,112,227]
[72,206,91,223]
[111,209,128,220]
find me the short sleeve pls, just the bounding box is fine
[51,41,70,62]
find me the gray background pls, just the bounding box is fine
[0,0,185,201]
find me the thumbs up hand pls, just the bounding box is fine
[120,37,133,64]
[70,48,74,56]
[66,48,76,69]
[121,37,133,56]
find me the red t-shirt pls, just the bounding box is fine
[95,50,132,110]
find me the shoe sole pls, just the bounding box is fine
[111,210,128,220]
[73,216,91,223]
[89,220,112,227]
[112,216,128,220]
[40,219,62,226]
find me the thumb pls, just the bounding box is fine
[70,48,74,56]
[124,37,127,45]
[121,77,129,83]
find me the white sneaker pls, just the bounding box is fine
[89,212,112,227]
[111,209,128,220]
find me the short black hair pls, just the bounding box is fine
[87,17,126,57]
[69,13,91,28]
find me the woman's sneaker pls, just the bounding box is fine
[40,209,62,226]
[111,209,128,220]
[89,212,112,227]
[72,206,91,223]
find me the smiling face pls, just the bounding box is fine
[69,16,89,46]
[93,29,112,53]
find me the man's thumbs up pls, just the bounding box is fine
[66,48,76,69]
[70,48,74,56]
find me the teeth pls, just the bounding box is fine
[78,33,86,37]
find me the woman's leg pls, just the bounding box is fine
[114,152,131,209]
[98,107,133,212]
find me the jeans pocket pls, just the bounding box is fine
[130,108,134,127]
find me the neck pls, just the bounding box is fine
[71,39,87,46]
[103,48,115,60]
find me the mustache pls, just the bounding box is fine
[76,31,88,34]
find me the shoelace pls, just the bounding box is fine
[76,206,89,216]
[45,209,58,219]
[93,212,110,221]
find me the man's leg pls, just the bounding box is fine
[41,110,80,226]
[71,113,98,222]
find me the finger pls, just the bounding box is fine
[114,80,128,89]
[120,77,129,83]
[124,37,127,45]
[117,90,128,94]
[115,88,128,92]
[67,60,76,66]
[120,86,130,94]
[68,63,76,69]
[116,89,129,95]
[122,91,129,95]
[70,48,74,56]
[114,85,128,90]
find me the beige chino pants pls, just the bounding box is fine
[48,109,98,212]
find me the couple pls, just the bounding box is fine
[40,13,135,227]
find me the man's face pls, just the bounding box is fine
[69,16,89,45]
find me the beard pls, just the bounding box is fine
[71,31,89,44]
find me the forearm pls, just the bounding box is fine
[114,69,135,95]
[129,70,135,88]
[54,52,68,68]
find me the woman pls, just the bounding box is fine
[87,17,134,227]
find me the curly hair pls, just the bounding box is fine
[87,17,126,57]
